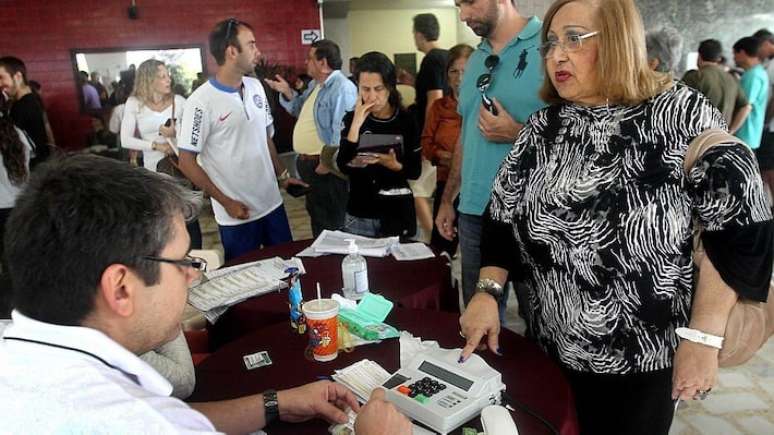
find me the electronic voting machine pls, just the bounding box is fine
[382,351,505,434]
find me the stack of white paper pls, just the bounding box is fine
[391,242,436,261]
[188,257,304,323]
[300,230,399,257]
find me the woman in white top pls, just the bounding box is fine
[120,59,184,172]
[0,108,31,316]
[120,59,202,249]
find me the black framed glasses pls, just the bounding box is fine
[540,31,599,58]
[143,255,208,272]
[476,54,500,115]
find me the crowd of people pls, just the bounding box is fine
[1,0,773,434]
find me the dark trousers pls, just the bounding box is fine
[296,156,348,237]
[430,180,459,256]
[218,205,292,262]
[186,218,202,250]
[563,367,675,435]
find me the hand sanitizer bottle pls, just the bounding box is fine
[342,239,369,300]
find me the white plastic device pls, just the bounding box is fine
[481,405,519,435]
[383,352,505,434]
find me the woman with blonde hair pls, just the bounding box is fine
[460,0,773,433]
[120,59,184,172]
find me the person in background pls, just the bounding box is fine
[409,13,449,242]
[178,18,306,261]
[337,52,422,238]
[422,43,474,255]
[0,155,410,433]
[0,57,50,167]
[752,29,774,192]
[645,26,683,74]
[90,71,109,105]
[460,1,773,434]
[27,80,56,147]
[682,39,751,133]
[265,39,356,237]
[733,36,770,150]
[0,98,31,317]
[191,72,206,92]
[79,71,102,111]
[436,0,546,317]
[348,57,359,85]
[120,59,202,249]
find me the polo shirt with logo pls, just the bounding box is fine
[457,16,546,216]
[178,77,282,226]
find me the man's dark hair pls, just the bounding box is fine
[413,13,440,41]
[5,155,191,326]
[753,29,774,43]
[209,18,254,66]
[698,39,723,63]
[311,39,343,70]
[0,56,28,85]
[356,51,402,109]
[733,36,762,57]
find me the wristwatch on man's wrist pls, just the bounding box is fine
[475,278,504,300]
[675,327,724,349]
[262,389,279,424]
[276,169,290,183]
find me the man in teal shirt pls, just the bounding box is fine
[437,0,545,313]
[733,36,770,149]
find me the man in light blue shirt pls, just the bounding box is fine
[437,0,545,314]
[733,36,770,149]
[266,40,357,236]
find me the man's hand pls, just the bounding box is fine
[672,340,719,401]
[478,97,523,143]
[354,389,412,435]
[223,197,250,220]
[264,74,294,100]
[459,292,501,361]
[435,201,457,241]
[277,380,361,424]
[281,177,309,190]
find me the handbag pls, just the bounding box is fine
[683,128,774,367]
[377,187,416,238]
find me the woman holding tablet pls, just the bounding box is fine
[337,52,422,238]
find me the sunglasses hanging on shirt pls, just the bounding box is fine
[476,54,500,115]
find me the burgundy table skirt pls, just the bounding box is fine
[207,239,456,349]
[189,308,579,435]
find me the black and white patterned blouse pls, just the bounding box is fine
[484,84,772,374]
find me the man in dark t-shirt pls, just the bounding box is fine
[413,13,449,133]
[0,56,49,166]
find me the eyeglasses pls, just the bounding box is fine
[143,255,208,273]
[540,31,599,58]
[476,54,500,115]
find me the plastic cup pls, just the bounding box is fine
[302,298,340,362]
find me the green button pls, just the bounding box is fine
[414,394,428,404]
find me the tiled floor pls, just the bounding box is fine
[198,194,773,434]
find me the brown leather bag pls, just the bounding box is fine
[684,128,774,367]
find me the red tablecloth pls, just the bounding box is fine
[190,308,579,435]
[207,239,455,349]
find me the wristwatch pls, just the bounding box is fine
[475,278,505,300]
[276,169,290,183]
[675,327,724,349]
[262,389,279,424]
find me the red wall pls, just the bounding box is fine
[0,0,320,149]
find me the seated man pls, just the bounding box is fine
[0,155,410,434]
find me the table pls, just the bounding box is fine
[208,239,456,349]
[190,308,579,435]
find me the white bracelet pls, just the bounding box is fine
[675,327,724,349]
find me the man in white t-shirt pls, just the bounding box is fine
[0,155,411,434]
[178,18,307,261]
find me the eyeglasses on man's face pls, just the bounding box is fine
[143,255,208,273]
[541,31,599,58]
